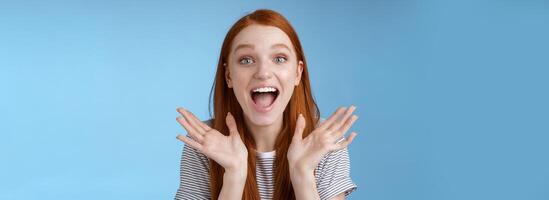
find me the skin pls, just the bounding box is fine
[176,25,358,200]
[226,25,303,153]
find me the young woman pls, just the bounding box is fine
[174,9,358,200]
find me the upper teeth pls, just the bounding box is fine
[253,87,277,93]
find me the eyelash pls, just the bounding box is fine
[239,55,288,65]
[239,56,254,65]
[274,56,287,63]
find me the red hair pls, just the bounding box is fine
[208,9,319,200]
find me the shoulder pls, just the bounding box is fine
[316,147,352,172]
[176,129,212,199]
[180,119,210,169]
[315,147,357,199]
[315,116,352,174]
[180,119,214,167]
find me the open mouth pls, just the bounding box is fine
[250,86,279,112]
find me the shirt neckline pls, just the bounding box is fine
[255,150,276,158]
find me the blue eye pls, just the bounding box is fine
[239,57,254,65]
[274,56,287,63]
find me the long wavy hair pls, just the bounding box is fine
[208,9,320,200]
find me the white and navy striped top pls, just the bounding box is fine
[175,121,357,200]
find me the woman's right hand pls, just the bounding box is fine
[175,108,248,174]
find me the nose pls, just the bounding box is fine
[253,60,273,80]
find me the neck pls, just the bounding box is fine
[244,114,283,153]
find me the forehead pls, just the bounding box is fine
[231,24,294,53]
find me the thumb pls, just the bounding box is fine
[293,114,306,142]
[225,112,239,137]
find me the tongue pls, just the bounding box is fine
[253,93,276,107]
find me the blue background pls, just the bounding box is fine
[1,0,548,199]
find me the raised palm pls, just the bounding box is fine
[287,106,358,173]
[176,108,247,171]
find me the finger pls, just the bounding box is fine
[318,107,346,130]
[176,108,201,134]
[293,114,306,141]
[176,134,203,151]
[175,109,199,135]
[336,132,357,149]
[177,108,206,133]
[176,116,204,143]
[328,105,356,133]
[180,107,212,132]
[334,115,358,138]
[225,112,239,136]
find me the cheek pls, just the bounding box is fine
[278,67,298,85]
[275,73,297,99]
[230,69,252,92]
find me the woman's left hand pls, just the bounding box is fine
[287,106,359,175]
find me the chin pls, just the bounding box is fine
[246,111,281,126]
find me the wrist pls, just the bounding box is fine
[289,166,318,199]
[224,166,248,182]
[289,161,313,174]
[219,166,247,200]
[289,165,314,182]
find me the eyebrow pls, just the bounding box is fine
[233,44,254,53]
[233,43,292,53]
[271,43,292,52]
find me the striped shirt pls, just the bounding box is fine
[175,121,357,200]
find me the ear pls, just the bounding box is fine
[224,63,233,88]
[295,60,304,86]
